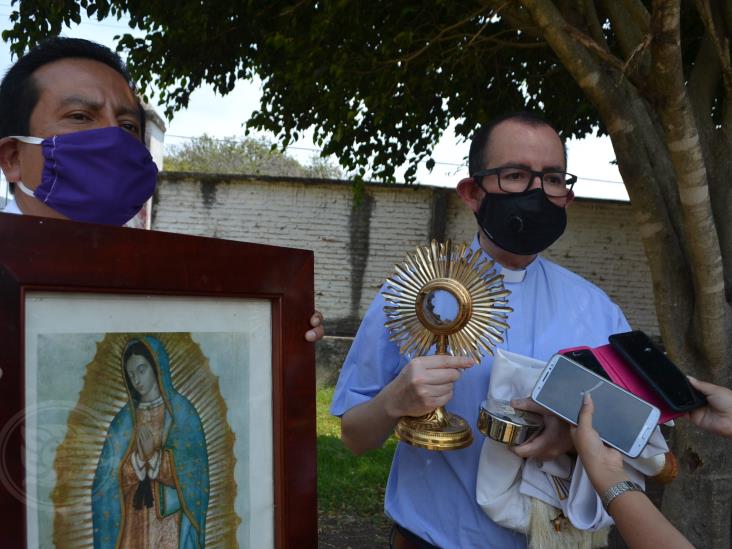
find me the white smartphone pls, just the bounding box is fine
[531,354,661,458]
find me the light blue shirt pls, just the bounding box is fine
[331,236,630,549]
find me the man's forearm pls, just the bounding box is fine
[339,355,471,453]
[341,382,401,454]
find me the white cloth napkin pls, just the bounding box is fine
[477,349,668,532]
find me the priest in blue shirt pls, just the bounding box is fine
[331,112,630,549]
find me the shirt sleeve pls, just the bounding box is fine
[608,300,631,334]
[330,288,407,417]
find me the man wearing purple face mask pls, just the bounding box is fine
[0,37,154,225]
[0,37,325,342]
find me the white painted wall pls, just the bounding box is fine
[152,173,659,337]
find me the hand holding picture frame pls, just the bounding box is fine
[0,213,316,548]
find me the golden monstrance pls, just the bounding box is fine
[383,240,512,450]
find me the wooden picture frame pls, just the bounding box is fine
[0,213,316,548]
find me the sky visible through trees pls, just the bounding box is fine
[0,6,626,199]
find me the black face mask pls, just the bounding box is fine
[475,188,567,255]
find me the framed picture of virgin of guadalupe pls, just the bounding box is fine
[0,213,316,548]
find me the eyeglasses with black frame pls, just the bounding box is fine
[472,166,577,198]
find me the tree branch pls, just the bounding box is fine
[387,4,500,65]
[649,0,728,369]
[623,34,652,79]
[601,0,652,79]
[691,6,732,311]
[599,2,637,56]
[621,0,651,33]
[721,4,732,131]
[693,0,732,98]
[511,0,614,104]
[463,11,494,51]
[563,24,648,91]
[489,1,541,36]
[615,102,696,367]
[389,26,544,67]
[471,35,547,49]
[688,35,720,132]
[516,0,724,383]
[581,0,610,50]
[724,2,732,44]
[562,24,623,71]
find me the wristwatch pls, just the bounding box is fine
[601,480,643,509]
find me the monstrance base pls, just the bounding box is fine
[395,411,473,451]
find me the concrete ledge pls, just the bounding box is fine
[316,335,354,388]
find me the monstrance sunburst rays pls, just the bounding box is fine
[382,240,512,362]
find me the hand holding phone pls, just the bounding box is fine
[609,331,706,412]
[508,397,575,460]
[570,393,628,493]
[532,354,660,458]
[687,376,732,438]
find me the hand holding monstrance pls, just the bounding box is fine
[382,240,512,450]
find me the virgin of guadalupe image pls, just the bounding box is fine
[91,336,210,548]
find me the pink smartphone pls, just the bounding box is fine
[560,344,683,424]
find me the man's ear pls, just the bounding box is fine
[456,177,484,213]
[0,138,21,183]
[564,189,575,207]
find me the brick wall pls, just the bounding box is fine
[153,172,658,337]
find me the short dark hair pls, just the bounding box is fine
[468,111,566,176]
[0,36,145,139]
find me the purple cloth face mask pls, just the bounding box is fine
[11,127,158,225]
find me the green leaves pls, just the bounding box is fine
[164,134,343,179]
[3,0,693,183]
[393,30,414,49]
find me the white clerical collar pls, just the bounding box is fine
[138,396,164,410]
[2,199,21,215]
[500,267,527,283]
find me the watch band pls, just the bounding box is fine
[601,480,643,509]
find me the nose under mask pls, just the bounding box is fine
[475,188,567,255]
[10,127,158,225]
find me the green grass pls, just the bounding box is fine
[316,386,397,516]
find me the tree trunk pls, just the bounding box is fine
[500,0,732,545]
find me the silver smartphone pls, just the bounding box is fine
[531,354,661,458]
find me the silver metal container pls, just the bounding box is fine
[477,398,544,446]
